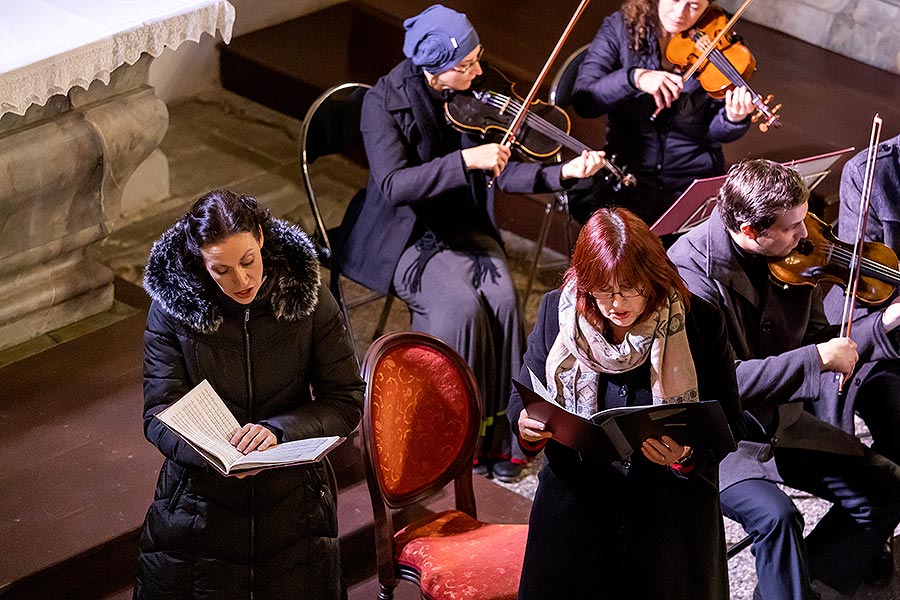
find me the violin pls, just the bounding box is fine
[445,67,637,190]
[664,5,782,132]
[768,212,900,307]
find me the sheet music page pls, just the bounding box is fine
[157,379,244,469]
[527,367,553,401]
[232,436,342,470]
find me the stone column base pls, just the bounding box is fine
[0,54,168,352]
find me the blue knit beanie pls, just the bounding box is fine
[402,4,480,73]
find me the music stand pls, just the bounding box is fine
[650,148,856,237]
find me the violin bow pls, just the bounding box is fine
[838,113,883,390]
[498,0,591,149]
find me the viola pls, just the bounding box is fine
[768,212,900,307]
[664,5,782,132]
[445,67,636,190]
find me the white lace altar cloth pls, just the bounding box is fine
[0,0,236,117]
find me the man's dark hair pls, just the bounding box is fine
[718,159,809,234]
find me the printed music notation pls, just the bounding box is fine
[157,380,343,475]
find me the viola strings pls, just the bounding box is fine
[476,91,627,180]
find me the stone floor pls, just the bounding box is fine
[43,86,899,599]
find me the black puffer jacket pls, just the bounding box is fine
[135,217,364,600]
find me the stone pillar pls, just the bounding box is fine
[0,54,168,351]
[719,0,900,76]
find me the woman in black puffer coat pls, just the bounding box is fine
[135,189,364,600]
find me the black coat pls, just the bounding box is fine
[669,209,900,488]
[336,58,570,295]
[571,11,750,224]
[136,218,364,600]
[508,289,743,600]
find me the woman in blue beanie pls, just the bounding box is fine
[336,4,606,481]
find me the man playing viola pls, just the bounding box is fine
[669,159,900,599]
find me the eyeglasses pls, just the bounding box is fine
[590,287,645,302]
[450,46,484,74]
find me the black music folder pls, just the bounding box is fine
[513,377,736,462]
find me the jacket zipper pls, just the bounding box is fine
[244,308,255,600]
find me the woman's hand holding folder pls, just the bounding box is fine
[518,408,554,443]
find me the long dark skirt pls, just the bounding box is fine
[519,444,729,600]
[393,232,524,459]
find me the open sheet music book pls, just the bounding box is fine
[156,379,344,475]
[515,369,735,462]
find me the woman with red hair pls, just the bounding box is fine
[508,207,744,599]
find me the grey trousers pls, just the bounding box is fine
[393,233,525,459]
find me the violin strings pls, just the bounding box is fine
[818,242,898,279]
[481,93,627,179]
[704,48,762,106]
[815,241,896,278]
[809,240,900,283]
[705,50,749,90]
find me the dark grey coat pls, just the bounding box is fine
[825,134,900,323]
[570,11,750,223]
[669,208,900,489]
[838,134,900,256]
[336,58,570,296]
[509,289,743,600]
[136,217,364,600]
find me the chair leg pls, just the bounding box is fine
[371,295,395,341]
[559,191,575,256]
[523,198,557,304]
[330,272,359,359]
[378,584,395,600]
[727,533,753,559]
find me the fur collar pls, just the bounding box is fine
[144,217,321,333]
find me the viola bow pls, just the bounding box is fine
[488,0,592,187]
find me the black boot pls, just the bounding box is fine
[864,540,894,587]
[492,460,524,483]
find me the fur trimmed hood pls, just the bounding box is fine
[144,217,321,333]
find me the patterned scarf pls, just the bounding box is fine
[545,281,698,418]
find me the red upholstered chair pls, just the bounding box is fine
[360,331,528,600]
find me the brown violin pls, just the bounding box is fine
[665,5,782,132]
[768,212,900,306]
[445,67,636,190]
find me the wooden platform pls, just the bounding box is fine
[0,292,155,599]
[0,280,532,599]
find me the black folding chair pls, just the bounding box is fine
[299,82,398,355]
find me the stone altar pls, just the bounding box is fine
[0,0,234,352]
